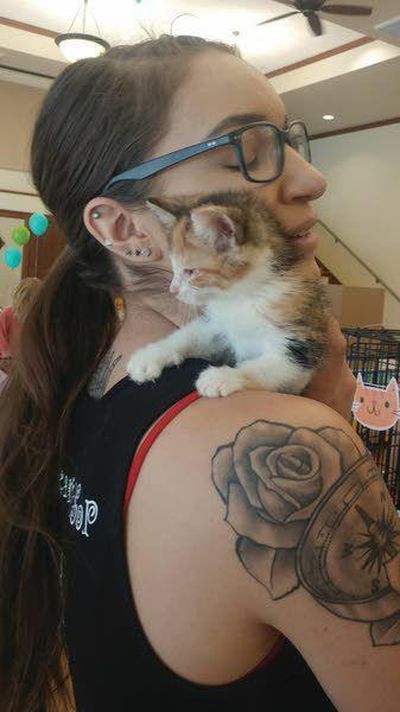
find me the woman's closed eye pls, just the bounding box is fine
[210,145,243,172]
[223,153,259,170]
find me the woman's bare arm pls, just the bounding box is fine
[126,390,400,710]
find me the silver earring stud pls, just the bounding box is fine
[105,238,112,247]
[140,247,151,257]
[92,210,100,219]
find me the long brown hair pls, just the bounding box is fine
[0,36,235,712]
[12,278,42,321]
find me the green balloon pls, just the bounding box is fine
[12,225,31,246]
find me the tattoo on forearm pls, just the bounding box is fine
[211,420,400,647]
[87,350,122,398]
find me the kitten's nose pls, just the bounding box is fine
[170,282,180,295]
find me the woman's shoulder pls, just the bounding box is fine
[132,389,351,503]
[162,389,348,448]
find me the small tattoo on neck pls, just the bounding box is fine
[87,350,122,399]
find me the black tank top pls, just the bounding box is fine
[61,358,336,711]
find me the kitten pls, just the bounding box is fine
[127,190,329,397]
[352,373,400,431]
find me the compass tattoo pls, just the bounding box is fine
[211,420,400,647]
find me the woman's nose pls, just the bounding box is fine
[280,146,327,203]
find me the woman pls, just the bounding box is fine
[1,36,399,712]
[0,277,41,374]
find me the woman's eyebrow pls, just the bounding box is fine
[205,113,267,138]
[205,112,289,139]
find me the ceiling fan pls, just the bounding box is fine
[257,1,373,37]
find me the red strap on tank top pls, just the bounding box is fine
[123,390,200,512]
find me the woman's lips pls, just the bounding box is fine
[289,228,319,253]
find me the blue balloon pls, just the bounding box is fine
[29,212,48,237]
[3,247,22,270]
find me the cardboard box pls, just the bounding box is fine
[325,285,385,328]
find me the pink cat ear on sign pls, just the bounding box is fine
[190,206,242,253]
[146,197,178,231]
[386,377,399,395]
[356,373,364,386]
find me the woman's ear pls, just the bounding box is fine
[83,197,162,262]
[83,198,135,249]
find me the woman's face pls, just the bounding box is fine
[150,50,327,261]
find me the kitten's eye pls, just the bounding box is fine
[183,268,195,278]
[360,397,364,403]
[385,401,390,408]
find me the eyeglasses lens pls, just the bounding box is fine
[240,125,281,181]
[240,122,311,181]
[288,122,311,163]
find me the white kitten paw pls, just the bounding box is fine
[196,366,245,398]
[127,344,182,384]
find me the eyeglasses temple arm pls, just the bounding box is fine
[104,135,232,189]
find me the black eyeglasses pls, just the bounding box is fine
[103,120,311,192]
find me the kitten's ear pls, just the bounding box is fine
[190,206,243,253]
[146,197,178,231]
[357,373,364,387]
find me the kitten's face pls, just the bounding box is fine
[146,194,296,306]
[352,374,400,431]
[168,209,257,305]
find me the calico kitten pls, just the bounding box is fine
[127,190,329,397]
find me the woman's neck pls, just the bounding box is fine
[87,291,198,398]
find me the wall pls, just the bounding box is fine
[0,80,48,307]
[0,80,45,171]
[312,123,400,328]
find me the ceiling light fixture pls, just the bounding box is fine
[55,0,110,63]
[323,114,335,121]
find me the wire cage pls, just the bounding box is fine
[344,328,400,509]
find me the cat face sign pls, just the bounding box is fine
[352,374,400,431]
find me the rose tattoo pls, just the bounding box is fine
[212,421,400,646]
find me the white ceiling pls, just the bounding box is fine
[0,0,367,73]
[0,1,399,135]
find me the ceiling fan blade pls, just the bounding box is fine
[322,5,373,16]
[307,12,323,35]
[257,11,299,27]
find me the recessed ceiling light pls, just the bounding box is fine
[323,114,335,121]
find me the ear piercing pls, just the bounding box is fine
[93,210,151,259]
[126,247,152,257]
